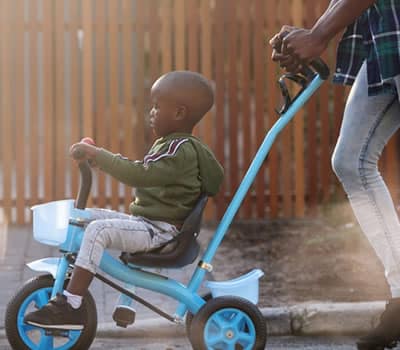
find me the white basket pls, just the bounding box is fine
[31,199,74,246]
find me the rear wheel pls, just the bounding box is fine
[185,292,212,341]
[190,296,267,350]
[5,274,97,350]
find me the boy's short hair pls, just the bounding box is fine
[155,71,214,126]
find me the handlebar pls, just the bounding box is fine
[75,161,92,210]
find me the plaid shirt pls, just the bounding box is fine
[333,0,400,95]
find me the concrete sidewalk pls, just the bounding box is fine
[0,225,386,339]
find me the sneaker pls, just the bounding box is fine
[24,293,84,330]
[357,298,400,350]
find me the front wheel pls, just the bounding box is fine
[5,274,97,350]
[190,296,267,350]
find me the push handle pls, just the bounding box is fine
[309,58,330,80]
[271,36,330,114]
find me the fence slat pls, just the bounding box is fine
[82,0,94,139]
[0,0,13,220]
[188,0,200,137]
[239,0,252,218]
[280,0,293,217]
[15,0,26,223]
[29,0,39,210]
[265,0,279,218]
[149,0,159,83]
[122,0,134,212]
[304,0,318,215]
[135,0,146,157]
[174,0,185,70]
[55,0,66,201]
[92,0,107,208]
[70,0,81,200]
[43,0,55,203]
[320,54,330,203]
[200,0,215,220]
[292,0,305,217]
[160,0,172,74]
[214,0,226,217]
[108,0,120,210]
[254,0,266,217]
[228,3,239,195]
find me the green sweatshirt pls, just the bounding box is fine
[95,132,224,225]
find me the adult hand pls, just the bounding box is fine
[270,25,303,73]
[281,28,328,64]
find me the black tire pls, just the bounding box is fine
[190,296,267,350]
[5,274,97,350]
[185,292,212,340]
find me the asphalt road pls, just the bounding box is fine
[2,335,400,349]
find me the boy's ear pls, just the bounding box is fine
[175,105,187,120]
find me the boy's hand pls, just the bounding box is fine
[69,141,98,166]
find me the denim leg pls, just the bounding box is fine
[75,209,179,273]
[332,62,400,297]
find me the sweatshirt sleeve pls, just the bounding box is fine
[95,146,188,188]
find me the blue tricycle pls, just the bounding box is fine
[5,59,329,350]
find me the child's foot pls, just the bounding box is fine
[356,298,400,350]
[24,293,84,330]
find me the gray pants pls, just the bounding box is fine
[75,208,179,274]
[332,61,400,297]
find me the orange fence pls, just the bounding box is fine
[1,0,399,224]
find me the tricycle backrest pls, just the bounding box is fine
[120,194,208,268]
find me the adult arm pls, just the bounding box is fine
[271,0,376,72]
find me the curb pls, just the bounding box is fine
[0,302,386,339]
[96,301,386,338]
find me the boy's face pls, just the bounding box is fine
[149,86,182,137]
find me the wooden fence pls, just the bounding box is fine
[1,0,400,224]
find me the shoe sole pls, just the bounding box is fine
[25,320,84,331]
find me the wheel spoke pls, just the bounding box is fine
[19,321,37,333]
[208,314,224,331]
[230,311,245,329]
[236,332,254,347]
[206,332,225,346]
[68,330,81,341]
[35,289,50,308]
[215,312,230,328]
[38,333,54,350]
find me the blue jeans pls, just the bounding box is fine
[332,62,400,298]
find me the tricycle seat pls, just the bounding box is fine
[119,194,208,268]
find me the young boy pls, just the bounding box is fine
[24,70,224,330]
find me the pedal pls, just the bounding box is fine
[112,305,136,328]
